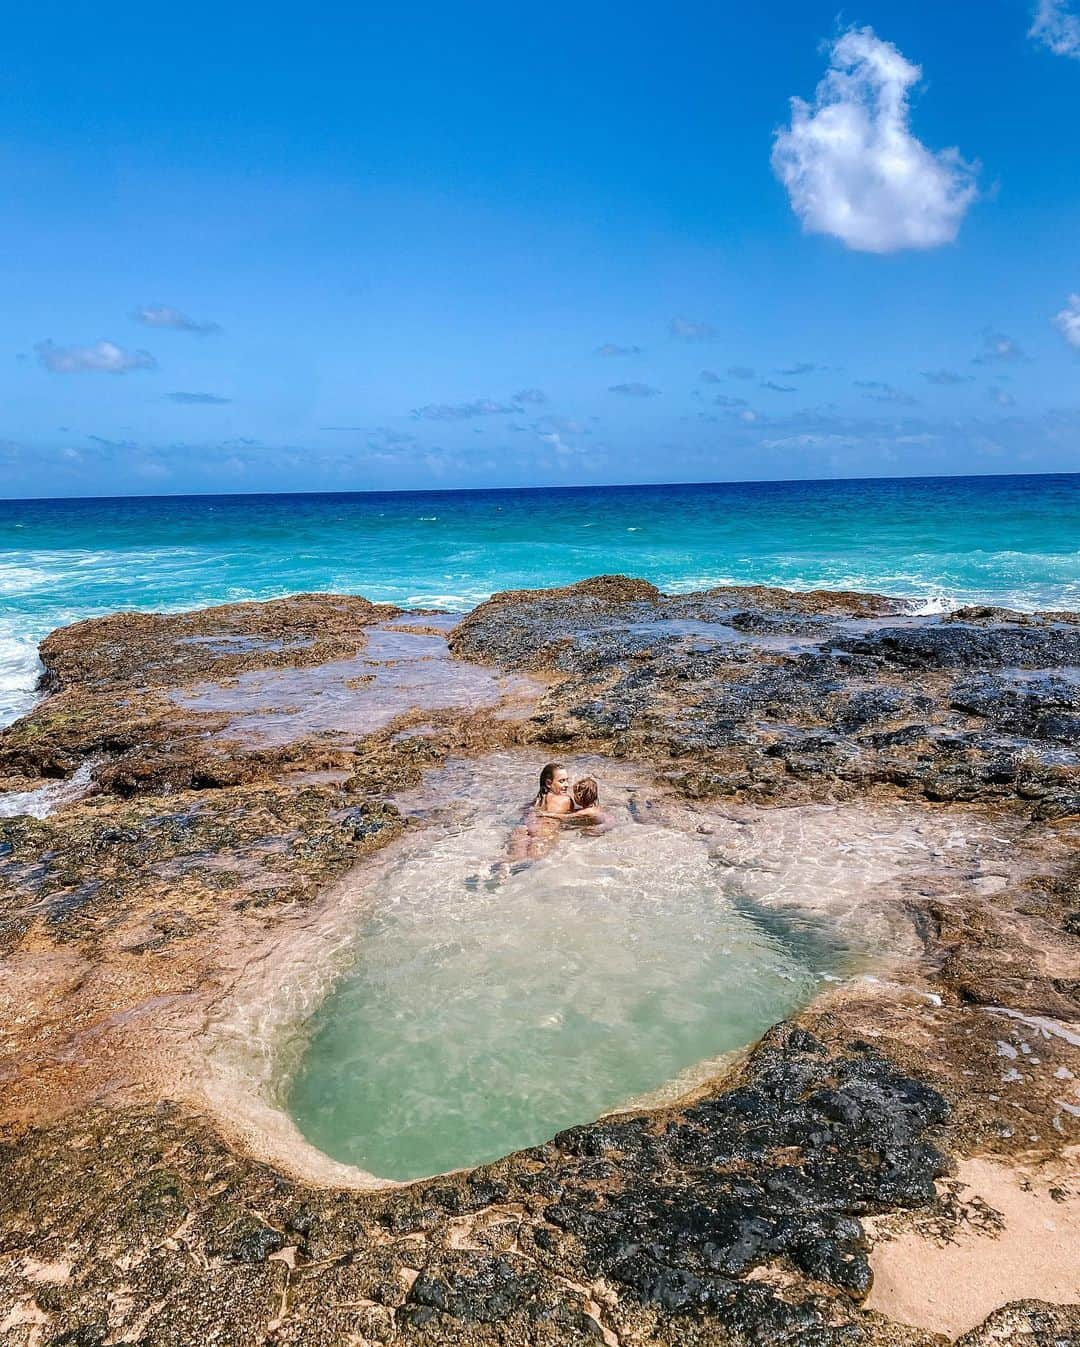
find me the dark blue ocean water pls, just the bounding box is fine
[1,473,1077,723]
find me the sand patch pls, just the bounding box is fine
[865,1155,1080,1339]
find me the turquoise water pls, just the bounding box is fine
[278,755,1004,1182]
[283,758,858,1181]
[1,473,1077,724]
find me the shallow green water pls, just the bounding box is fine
[285,783,853,1181]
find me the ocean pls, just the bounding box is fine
[1,473,1077,727]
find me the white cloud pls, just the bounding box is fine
[974,328,1025,364]
[669,317,716,341]
[167,391,232,404]
[35,339,157,374]
[1054,293,1080,348]
[132,304,220,335]
[772,27,978,253]
[1030,1,1080,57]
[537,430,575,457]
[595,342,643,356]
[412,398,513,421]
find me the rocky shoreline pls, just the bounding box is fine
[0,578,1077,1346]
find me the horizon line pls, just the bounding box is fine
[1,467,1076,507]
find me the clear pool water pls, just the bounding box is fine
[283,762,874,1181]
[199,754,1019,1184]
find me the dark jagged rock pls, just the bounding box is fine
[452,580,1079,817]
[950,671,1080,744]
[836,622,1080,670]
[539,1029,948,1315]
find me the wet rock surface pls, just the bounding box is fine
[1,580,1078,1345]
[451,580,1080,819]
[1,1028,963,1347]
[0,594,399,789]
[542,1029,949,1308]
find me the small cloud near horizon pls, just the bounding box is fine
[320,426,419,450]
[609,381,661,397]
[412,390,546,420]
[412,398,514,421]
[728,365,756,380]
[36,339,157,374]
[595,342,643,356]
[1054,293,1080,348]
[856,379,918,405]
[88,434,139,450]
[167,391,232,405]
[132,305,221,335]
[669,317,717,341]
[974,328,1026,364]
[922,369,974,385]
[760,380,797,393]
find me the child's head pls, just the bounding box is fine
[572,776,599,808]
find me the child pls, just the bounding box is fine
[570,775,602,821]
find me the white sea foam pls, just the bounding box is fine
[0,564,54,594]
[0,761,95,818]
[404,592,486,610]
[0,626,45,727]
[905,596,958,615]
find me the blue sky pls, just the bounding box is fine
[2,0,1080,497]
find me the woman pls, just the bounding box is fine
[484,762,595,879]
[534,762,574,816]
[498,763,572,868]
